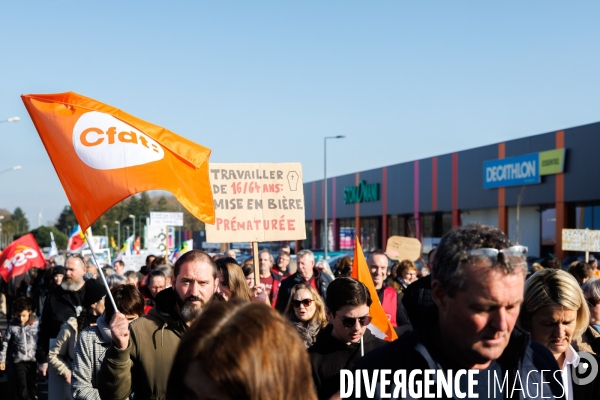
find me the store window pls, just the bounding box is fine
[303,222,313,250]
[319,220,335,252]
[339,219,356,250]
[575,206,600,230]
[361,217,381,251]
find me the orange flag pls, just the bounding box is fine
[351,238,398,342]
[21,92,215,230]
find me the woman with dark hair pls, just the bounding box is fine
[166,300,316,400]
[48,279,107,399]
[215,258,252,301]
[72,284,144,400]
[284,284,328,348]
[334,256,352,278]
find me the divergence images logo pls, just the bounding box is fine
[73,111,165,170]
[574,351,599,386]
[3,245,39,272]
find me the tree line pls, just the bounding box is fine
[3,192,206,249]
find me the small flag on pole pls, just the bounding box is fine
[49,231,59,258]
[351,238,398,342]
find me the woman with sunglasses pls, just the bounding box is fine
[519,269,600,400]
[309,278,386,400]
[283,284,328,348]
[574,278,600,355]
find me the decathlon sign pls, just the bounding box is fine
[483,149,566,189]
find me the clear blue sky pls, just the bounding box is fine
[1,1,599,228]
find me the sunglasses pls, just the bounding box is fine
[467,245,528,267]
[336,314,372,328]
[66,253,85,262]
[587,298,600,307]
[292,298,313,308]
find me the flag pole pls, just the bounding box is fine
[84,232,118,312]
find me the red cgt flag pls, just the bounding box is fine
[0,234,46,281]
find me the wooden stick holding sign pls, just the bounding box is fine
[253,242,260,286]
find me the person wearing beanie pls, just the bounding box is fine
[53,266,66,287]
[49,279,107,399]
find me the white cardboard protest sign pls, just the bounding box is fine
[385,236,422,261]
[562,229,600,252]
[150,212,184,227]
[206,163,306,243]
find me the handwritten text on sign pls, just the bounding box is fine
[562,229,600,252]
[205,163,306,243]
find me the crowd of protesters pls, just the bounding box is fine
[2,223,600,398]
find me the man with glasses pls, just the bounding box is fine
[273,250,292,278]
[309,277,385,400]
[355,224,563,399]
[36,253,87,376]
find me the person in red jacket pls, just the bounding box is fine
[368,249,412,336]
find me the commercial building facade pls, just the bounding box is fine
[303,122,600,259]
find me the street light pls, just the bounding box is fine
[102,224,108,238]
[0,215,4,248]
[0,116,20,123]
[0,165,21,175]
[129,214,136,240]
[324,135,346,260]
[115,221,121,248]
[125,226,130,238]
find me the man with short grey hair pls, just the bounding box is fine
[355,224,563,398]
[275,249,332,313]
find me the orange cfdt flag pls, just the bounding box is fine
[21,92,215,231]
[351,238,398,342]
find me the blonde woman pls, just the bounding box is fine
[284,284,328,348]
[519,269,600,399]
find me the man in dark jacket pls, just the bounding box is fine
[99,250,218,400]
[36,253,87,376]
[353,224,564,399]
[309,277,386,400]
[275,249,332,313]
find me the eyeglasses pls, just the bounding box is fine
[336,314,372,328]
[292,298,313,308]
[467,245,528,267]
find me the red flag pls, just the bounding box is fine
[0,234,46,281]
[351,238,398,342]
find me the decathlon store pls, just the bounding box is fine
[302,121,600,260]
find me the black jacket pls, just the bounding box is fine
[275,268,333,313]
[36,284,85,363]
[354,321,564,399]
[309,325,386,400]
[400,274,434,329]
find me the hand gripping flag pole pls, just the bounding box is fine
[84,232,118,312]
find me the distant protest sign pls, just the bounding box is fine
[206,163,306,243]
[385,236,422,261]
[562,229,600,252]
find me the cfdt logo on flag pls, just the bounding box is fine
[73,111,165,170]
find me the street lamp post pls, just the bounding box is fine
[0,215,4,248]
[125,226,130,239]
[129,214,136,240]
[0,165,21,175]
[323,135,346,260]
[115,221,121,248]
